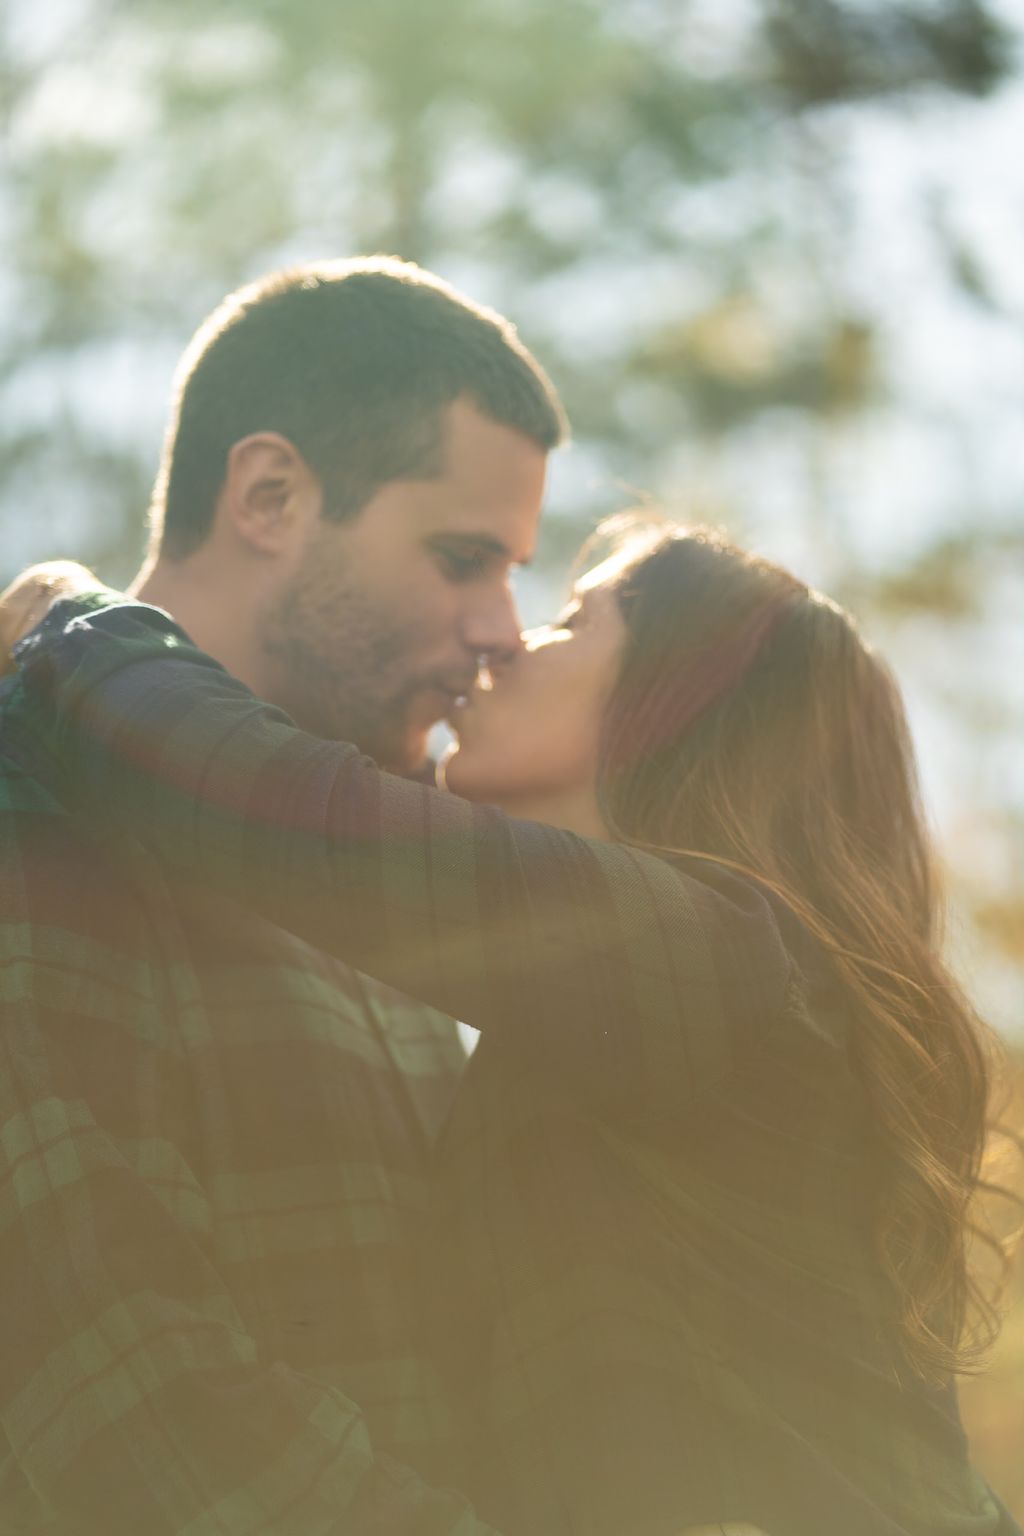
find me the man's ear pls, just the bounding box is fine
[219,432,322,556]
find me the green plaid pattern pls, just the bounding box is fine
[0,601,499,1533]
[10,596,1016,1536]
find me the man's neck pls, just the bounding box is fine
[129,557,269,698]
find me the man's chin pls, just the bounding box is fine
[314,699,435,777]
[373,726,433,779]
[404,752,441,785]
[395,701,462,778]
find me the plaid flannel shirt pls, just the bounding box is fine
[10,595,1017,1536]
[0,594,499,1535]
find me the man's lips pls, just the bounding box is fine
[444,695,468,728]
[412,679,476,728]
[443,678,497,732]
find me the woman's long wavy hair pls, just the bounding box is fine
[589,517,1016,1384]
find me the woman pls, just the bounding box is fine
[8,524,1018,1536]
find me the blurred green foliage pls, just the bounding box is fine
[2,0,1018,561]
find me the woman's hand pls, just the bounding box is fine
[0,561,99,678]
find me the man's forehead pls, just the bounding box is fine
[431,400,547,554]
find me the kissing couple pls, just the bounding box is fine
[0,257,1018,1536]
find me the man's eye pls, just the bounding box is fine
[437,548,488,581]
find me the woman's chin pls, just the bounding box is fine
[436,742,478,798]
[437,743,508,806]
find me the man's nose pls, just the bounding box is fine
[462,585,524,669]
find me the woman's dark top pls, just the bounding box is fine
[18,596,1012,1536]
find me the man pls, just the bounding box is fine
[0,257,565,1533]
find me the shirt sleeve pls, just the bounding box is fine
[19,596,793,1120]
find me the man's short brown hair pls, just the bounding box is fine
[152,256,567,559]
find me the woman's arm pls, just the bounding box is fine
[19,597,792,1117]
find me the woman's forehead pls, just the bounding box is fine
[574,546,638,598]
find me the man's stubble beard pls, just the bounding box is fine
[260,558,427,772]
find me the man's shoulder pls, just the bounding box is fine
[0,685,72,821]
[0,684,156,947]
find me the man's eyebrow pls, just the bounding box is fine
[432,531,532,567]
